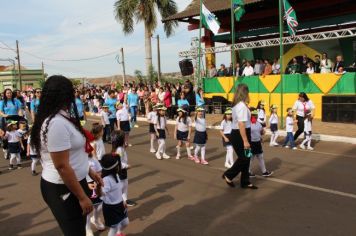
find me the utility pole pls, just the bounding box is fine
[41,62,45,81]
[16,40,23,90]
[120,48,126,85]
[156,35,161,81]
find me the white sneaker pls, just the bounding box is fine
[176,155,181,160]
[224,163,231,169]
[86,229,94,236]
[292,147,297,150]
[285,145,290,149]
[156,152,162,160]
[273,142,279,146]
[90,217,105,231]
[163,153,170,159]
[269,143,274,147]
[299,144,306,150]
[307,147,314,150]
[150,148,156,153]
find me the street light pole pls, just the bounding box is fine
[16,40,23,90]
[156,35,161,82]
[120,48,126,85]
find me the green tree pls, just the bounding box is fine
[114,0,178,76]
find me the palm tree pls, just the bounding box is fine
[114,0,178,76]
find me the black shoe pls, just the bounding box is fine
[242,184,258,190]
[126,200,137,207]
[32,171,38,176]
[8,165,15,170]
[249,172,256,178]
[222,174,235,188]
[262,171,273,177]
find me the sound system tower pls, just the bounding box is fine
[179,59,194,76]
[322,95,356,123]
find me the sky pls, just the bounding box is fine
[0,0,213,78]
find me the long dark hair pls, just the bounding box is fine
[299,92,310,102]
[178,110,187,124]
[111,130,125,153]
[3,89,15,108]
[257,101,265,112]
[30,75,84,155]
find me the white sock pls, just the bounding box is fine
[194,146,201,157]
[156,139,163,154]
[31,158,39,172]
[176,146,181,156]
[249,156,255,173]
[150,135,155,150]
[161,139,166,154]
[86,213,93,231]
[273,132,279,143]
[186,146,192,157]
[200,145,206,161]
[122,179,128,202]
[257,153,267,173]
[108,226,119,236]
[10,154,17,165]
[270,133,275,145]
[16,153,21,164]
[301,138,307,146]
[227,146,234,165]
[93,204,102,223]
[306,135,312,147]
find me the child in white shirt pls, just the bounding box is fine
[219,108,234,168]
[174,108,193,160]
[147,105,158,153]
[4,121,24,170]
[27,134,40,176]
[100,105,111,143]
[299,111,314,150]
[193,107,208,165]
[269,104,279,146]
[283,108,297,150]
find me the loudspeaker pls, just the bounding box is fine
[179,59,193,76]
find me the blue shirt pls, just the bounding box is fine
[177,99,189,108]
[127,93,138,107]
[105,97,117,119]
[75,98,84,117]
[30,99,40,114]
[196,94,205,106]
[0,99,22,116]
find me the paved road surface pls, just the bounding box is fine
[1,122,356,236]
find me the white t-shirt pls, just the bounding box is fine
[101,175,123,205]
[269,113,278,124]
[220,120,232,134]
[101,111,110,125]
[147,111,157,124]
[257,109,266,124]
[116,147,128,169]
[86,158,102,182]
[27,135,37,155]
[5,130,22,143]
[176,117,192,132]
[195,117,206,132]
[251,122,263,142]
[155,116,166,130]
[40,111,89,184]
[116,107,129,121]
[304,119,312,133]
[306,68,314,74]
[92,139,105,160]
[242,66,254,76]
[232,102,251,129]
[293,100,315,117]
[286,116,294,132]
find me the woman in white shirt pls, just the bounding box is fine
[30,75,103,236]
[306,62,314,74]
[242,61,254,76]
[320,52,332,73]
[222,83,258,189]
[292,92,315,141]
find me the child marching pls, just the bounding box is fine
[283,108,297,150]
[116,102,131,147]
[269,104,279,146]
[147,104,158,153]
[174,107,193,160]
[100,104,111,143]
[154,106,170,160]
[256,100,267,127]
[193,107,208,165]
[4,121,24,170]
[100,154,129,236]
[249,109,273,177]
[27,132,40,176]
[299,110,314,150]
[219,108,234,168]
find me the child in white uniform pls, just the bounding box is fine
[299,111,314,150]
[283,108,297,150]
[147,104,158,153]
[256,100,267,127]
[269,104,279,146]
[4,121,24,170]
[154,106,170,160]
[193,107,208,165]
[100,154,129,236]
[174,108,193,160]
[219,108,234,168]
[249,109,273,177]
[116,102,131,147]
[100,104,111,143]
[27,134,40,176]
[91,123,106,160]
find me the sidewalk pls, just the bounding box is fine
[87,113,356,144]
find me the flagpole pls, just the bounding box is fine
[231,0,236,77]
[278,0,284,128]
[197,0,203,88]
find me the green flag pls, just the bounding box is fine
[283,0,298,36]
[232,0,245,21]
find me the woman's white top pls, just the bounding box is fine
[176,117,192,132]
[257,109,266,124]
[92,139,105,160]
[306,67,314,74]
[155,116,167,130]
[293,100,315,117]
[158,91,165,102]
[242,66,254,76]
[101,175,123,205]
[304,119,312,132]
[116,106,129,121]
[320,59,332,73]
[116,146,128,169]
[5,130,22,143]
[232,102,251,129]
[147,111,157,124]
[220,120,232,134]
[285,116,294,132]
[40,111,89,184]
[251,122,263,142]
[86,158,102,182]
[195,117,206,132]
[269,113,279,124]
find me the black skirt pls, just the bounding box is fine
[251,141,263,155]
[270,123,278,132]
[177,130,188,141]
[194,131,207,145]
[120,120,131,133]
[103,202,128,227]
[157,129,166,139]
[149,123,155,133]
[8,142,21,154]
[222,133,232,147]
[119,168,128,180]
[30,154,38,159]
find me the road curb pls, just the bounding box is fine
[87,114,356,145]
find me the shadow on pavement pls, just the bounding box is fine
[130,170,160,184]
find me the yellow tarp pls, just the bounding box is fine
[217,77,235,93]
[259,75,281,93]
[309,73,342,94]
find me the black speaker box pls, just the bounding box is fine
[179,59,194,76]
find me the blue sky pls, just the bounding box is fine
[0,0,209,77]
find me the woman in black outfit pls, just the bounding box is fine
[222,83,257,189]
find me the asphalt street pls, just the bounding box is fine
[0,121,356,236]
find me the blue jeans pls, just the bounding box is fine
[130,106,137,123]
[103,124,111,142]
[283,132,296,148]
